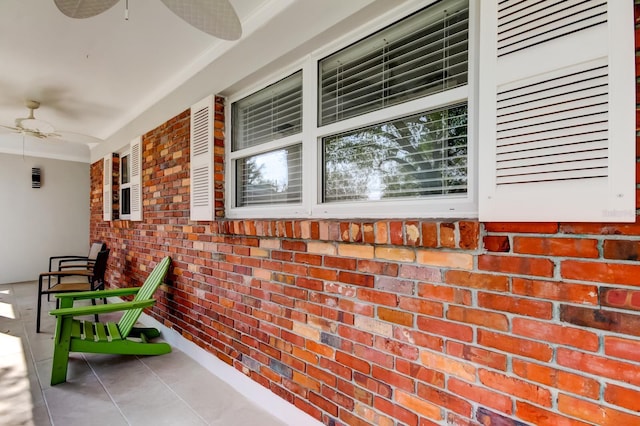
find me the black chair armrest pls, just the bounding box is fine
[49,255,89,272]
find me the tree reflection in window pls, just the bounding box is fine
[323,104,467,202]
[236,144,302,207]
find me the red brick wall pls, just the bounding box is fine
[88,19,640,426]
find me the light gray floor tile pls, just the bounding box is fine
[42,385,128,426]
[24,331,56,364]
[36,355,96,391]
[141,350,208,385]
[141,352,284,425]
[31,403,52,426]
[118,397,208,426]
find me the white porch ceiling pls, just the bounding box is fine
[0,0,403,163]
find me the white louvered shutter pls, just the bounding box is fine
[103,154,112,221]
[190,95,215,221]
[129,136,143,221]
[478,0,635,222]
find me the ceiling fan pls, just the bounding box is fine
[54,0,242,40]
[0,100,101,144]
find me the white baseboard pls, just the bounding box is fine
[135,309,323,426]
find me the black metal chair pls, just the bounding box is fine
[37,249,110,333]
[48,241,106,272]
[46,242,106,300]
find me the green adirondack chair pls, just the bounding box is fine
[49,256,172,385]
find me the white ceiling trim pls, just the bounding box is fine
[92,0,387,163]
[0,136,89,163]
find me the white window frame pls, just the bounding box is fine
[226,0,478,219]
[119,147,132,220]
[227,61,311,219]
[114,136,143,221]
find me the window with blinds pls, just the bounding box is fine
[227,0,474,218]
[319,0,468,126]
[232,71,303,151]
[323,104,467,202]
[236,144,302,207]
[231,71,304,209]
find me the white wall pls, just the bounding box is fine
[0,153,90,284]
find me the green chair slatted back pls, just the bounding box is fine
[117,256,171,337]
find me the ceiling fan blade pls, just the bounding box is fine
[0,124,21,132]
[160,0,242,40]
[54,0,119,19]
[9,129,49,139]
[52,131,104,144]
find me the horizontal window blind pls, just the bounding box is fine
[236,144,302,207]
[319,0,468,126]
[232,71,303,151]
[323,104,467,202]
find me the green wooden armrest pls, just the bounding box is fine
[50,299,155,318]
[55,287,141,301]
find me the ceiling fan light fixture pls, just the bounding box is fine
[19,118,56,134]
[0,100,70,141]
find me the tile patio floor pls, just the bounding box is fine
[0,280,316,426]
